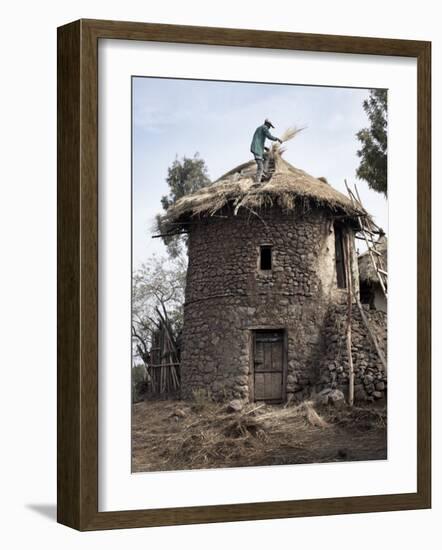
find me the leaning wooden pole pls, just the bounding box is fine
[344,231,355,406]
[355,298,388,373]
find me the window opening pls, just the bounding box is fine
[260,246,272,270]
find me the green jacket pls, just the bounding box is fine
[250,124,278,157]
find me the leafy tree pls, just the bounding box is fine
[356,89,388,196]
[132,254,187,367]
[156,153,211,257]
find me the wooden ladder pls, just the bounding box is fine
[345,180,388,299]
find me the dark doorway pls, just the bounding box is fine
[252,330,285,402]
[334,223,347,289]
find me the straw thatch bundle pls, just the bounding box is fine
[358,235,388,284]
[280,126,305,143]
[160,150,365,233]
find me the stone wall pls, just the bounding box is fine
[317,303,387,402]
[180,205,361,402]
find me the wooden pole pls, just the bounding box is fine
[344,180,387,298]
[344,231,355,406]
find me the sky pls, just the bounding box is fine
[132,77,388,268]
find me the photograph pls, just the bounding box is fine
[1,0,434,539]
[130,77,389,473]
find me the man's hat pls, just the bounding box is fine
[264,118,275,128]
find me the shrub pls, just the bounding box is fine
[132,365,148,403]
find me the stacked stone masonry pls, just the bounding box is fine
[180,205,386,403]
[317,304,387,402]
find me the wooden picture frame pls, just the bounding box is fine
[57,19,431,531]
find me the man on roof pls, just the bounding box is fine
[250,118,282,183]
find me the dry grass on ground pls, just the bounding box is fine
[132,399,387,473]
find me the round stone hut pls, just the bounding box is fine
[161,149,386,403]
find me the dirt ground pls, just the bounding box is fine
[132,398,387,473]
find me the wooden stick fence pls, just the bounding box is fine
[147,362,180,394]
[146,316,181,395]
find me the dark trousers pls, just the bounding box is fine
[254,152,269,183]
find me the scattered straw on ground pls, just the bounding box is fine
[132,399,387,473]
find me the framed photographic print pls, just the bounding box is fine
[57,19,431,530]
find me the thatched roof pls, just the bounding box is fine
[358,236,388,284]
[161,151,365,232]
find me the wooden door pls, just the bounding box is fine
[253,330,285,402]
